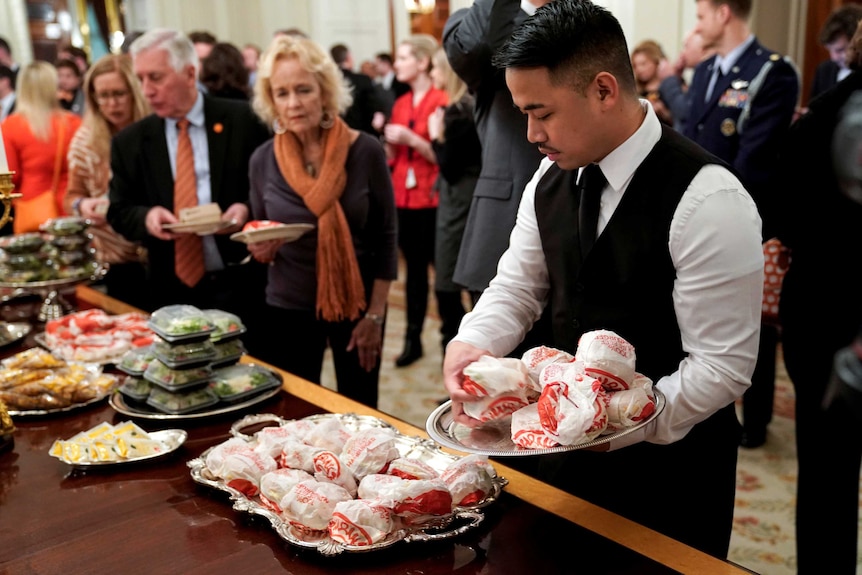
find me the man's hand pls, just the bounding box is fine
[443,341,491,427]
[146,205,178,240]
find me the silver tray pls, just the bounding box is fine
[426,388,666,457]
[109,378,282,421]
[187,412,508,556]
[0,321,30,347]
[8,390,114,417]
[55,429,188,467]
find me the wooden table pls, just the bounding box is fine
[0,286,753,574]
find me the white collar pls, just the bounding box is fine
[589,101,661,194]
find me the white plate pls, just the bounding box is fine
[56,428,188,467]
[425,388,666,457]
[230,223,315,244]
[162,220,234,235]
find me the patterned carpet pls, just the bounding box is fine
[321,270,857,575]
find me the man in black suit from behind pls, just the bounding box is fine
[0,38,19,85]
[373,52,409,117]
[330,43,386,136]
[809,4,862,104]
[107,28,270,351]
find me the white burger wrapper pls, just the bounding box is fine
[304,417,354,453]
[462,356,539,397]
[520,346,576,383]
[328,499,394,546]
[462,390,533,423]
[278,439,322,473]
[259,468,314,513]
[282,479,353,531]
[388,457,440,481]
[440,454,497,506]
[253,426,298,459]
[604,374,656,432]
[206,439,277,496]
[537,361,608,445]
[312,450,358,497]
[575,329,637,391]
[510,403,560,449]
[341,428,400,480]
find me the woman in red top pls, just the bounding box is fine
[384,34,448,367]
[1,61,81,234]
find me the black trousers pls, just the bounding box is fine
[740,323,779,433]
[254,305,381,409]
[397,207,436,334]
[784,322,862,574]
[536,403,741,559]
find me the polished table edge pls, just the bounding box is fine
[74,285,750,575]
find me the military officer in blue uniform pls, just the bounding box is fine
[685,0,799,450]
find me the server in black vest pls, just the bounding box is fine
[442,0,763,558]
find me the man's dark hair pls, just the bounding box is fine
[54,57,82,77]
[200,42,250,100]
[375,52,393,66]
[703,0,752,20]
[494,0,636,95]
[0,37,11,57]
[330,44,350,68]
[59,44,88,66]
[0,65,14,90]
[820,5,862,46]
[188,30,217,45]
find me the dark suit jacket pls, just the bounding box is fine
[809,59,840,103]
[107,95,271,287]
[684,38,798,236]
[340,69,385,135]
[443,0,544,292]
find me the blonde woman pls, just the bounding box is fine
[427,47,481,354]
[631,40,673,125]
[64,54,150,308]
[247,35,397,408]
[1,61,81,233]
[383,34,447,367]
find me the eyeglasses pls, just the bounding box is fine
[95,90,130,104]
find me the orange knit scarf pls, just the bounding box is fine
[273,117,366,322]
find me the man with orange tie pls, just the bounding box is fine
[108,28,270,348]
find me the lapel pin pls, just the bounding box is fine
[213,123,224,134]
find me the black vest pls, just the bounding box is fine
[535,127,723,381]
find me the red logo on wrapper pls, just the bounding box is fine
[328,513,374,546]
[480,395,529,421]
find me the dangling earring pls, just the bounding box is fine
[320,111,334,130]
[273,118,287,135]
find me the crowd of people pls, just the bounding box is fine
[0,0,861,569]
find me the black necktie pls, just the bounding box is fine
[578,163,606,258]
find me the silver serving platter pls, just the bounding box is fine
[56,428,188,467]
[426,388,666,457]
[109,379,282,421]
[0,321,30,347]
[8,388,116,417]
[188,412,508,556]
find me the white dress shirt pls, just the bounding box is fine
[0,92,14,121]
[164,91,224,272]
[454,102,764,449]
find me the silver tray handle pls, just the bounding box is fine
[230,412,285,439]
[405,510,485,542]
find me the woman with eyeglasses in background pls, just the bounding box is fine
[64,54,151,308]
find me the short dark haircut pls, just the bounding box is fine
[820,5,862,46]
[0,65,14,90]
[200,42,250,100]
[330,44,349,67]
[59,44,88,65]
[493,0,637,95]
[55,57,82,77]
[703,0,752,20]
[375,52,393,65]
[188,30,217,45]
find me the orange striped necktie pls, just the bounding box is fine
[174,118,205,287]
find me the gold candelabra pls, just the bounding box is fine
[0,172,21,229]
